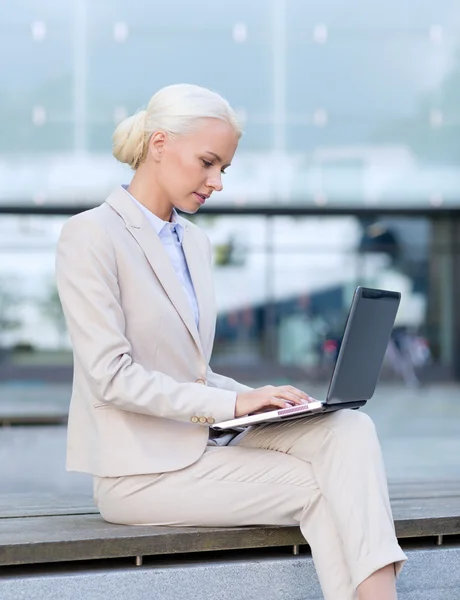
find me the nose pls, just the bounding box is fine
[207,172,223,192]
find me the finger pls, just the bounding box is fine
[269,397,294,409]
[282,386,312,402]
[274,391,305,405]
[277,388,310,404]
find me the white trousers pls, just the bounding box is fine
[94,409,407,600]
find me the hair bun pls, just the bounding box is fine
[112,110,148,169]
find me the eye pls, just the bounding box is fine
[202,158,227,175]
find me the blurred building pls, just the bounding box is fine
[1,0,459,382]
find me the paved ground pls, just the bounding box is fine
[1,381,459,496]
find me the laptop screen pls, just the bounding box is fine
[326,288,401,404]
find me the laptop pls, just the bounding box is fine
[212,286,401,430]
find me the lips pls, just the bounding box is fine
[194,192,207,205]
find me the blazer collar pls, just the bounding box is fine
[105,187,206,356]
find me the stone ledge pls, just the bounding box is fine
[2,508,460,567]
[1,484,460,568]
[1,547,459,600]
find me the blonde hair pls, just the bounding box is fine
[112,84,243,170]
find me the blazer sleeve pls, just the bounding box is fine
[55,215,237,424]
[206,365,254,394]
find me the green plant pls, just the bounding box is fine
[39,284,68,347]
[0,277,23,343]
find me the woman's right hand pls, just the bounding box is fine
[235,385,314,418]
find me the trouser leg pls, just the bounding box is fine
[236,409,407,590]
[94,443,356,600]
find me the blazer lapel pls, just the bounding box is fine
[180,222,215,354]
[106,188,204,355]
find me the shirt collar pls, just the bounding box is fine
[122,185,183,242]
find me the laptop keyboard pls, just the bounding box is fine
[278,404,314,416]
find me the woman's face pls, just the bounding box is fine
[148,118,239,214]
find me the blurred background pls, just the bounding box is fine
[1,0,459,496]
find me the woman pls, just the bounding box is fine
[55,83,406,600]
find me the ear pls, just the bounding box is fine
[148,131,167,162]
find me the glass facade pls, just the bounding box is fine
[0,0,459,379]
[1,1,460,498]
[0,0,459,207]
[1,213,456,383]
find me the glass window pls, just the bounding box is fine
[0,2,74,154]
[2,0,459,208]
[86,0,273,152]
[284,0,460,206]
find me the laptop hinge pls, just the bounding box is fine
[325,400,367,409]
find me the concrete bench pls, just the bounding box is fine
[1,481,460,600]
[0,386,68,427]
[1,481,460,567]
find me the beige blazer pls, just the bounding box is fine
[56,186,252,477]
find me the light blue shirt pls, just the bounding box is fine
[122,185,200,330]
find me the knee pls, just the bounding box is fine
[326,409,378,444]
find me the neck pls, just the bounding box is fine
[127,167,174,222]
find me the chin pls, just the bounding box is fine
[174,203,197,215]
[175,199,201,215]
